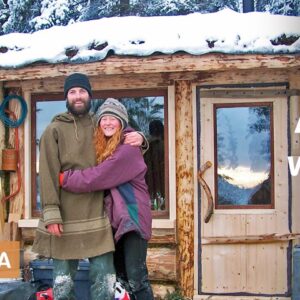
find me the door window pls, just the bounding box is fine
[214,103,274,209]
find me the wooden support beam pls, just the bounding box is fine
[175,80,194,298]
[0,81,5,233]
[0,53,299,81]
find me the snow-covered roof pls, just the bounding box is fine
[0,9,299,69]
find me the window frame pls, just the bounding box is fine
[30,88,170,219]
[213,101,275,210]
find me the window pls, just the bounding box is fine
[214,102,274,209]
[31,89,169,219]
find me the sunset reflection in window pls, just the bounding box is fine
[214,103,273,208]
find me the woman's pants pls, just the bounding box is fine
[52,251,115,300]
[114,231,154,300]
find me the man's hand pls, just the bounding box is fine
[124,131,143,146]
[47,223,63,237]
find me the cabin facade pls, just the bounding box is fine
[0,51,299,299]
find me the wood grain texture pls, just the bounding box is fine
[175,80,194,298]
[0,53,299,81]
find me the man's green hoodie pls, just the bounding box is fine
[32,112,114,259]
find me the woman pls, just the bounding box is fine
[60,98,154,300]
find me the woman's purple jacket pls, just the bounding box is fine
[62,141,152,243]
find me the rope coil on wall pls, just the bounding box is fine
[0,94,28,203]
[0,95,28,127]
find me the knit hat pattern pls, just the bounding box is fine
[97,98,128,129]
[64,73,92,98]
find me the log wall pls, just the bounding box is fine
[0,53,299,299]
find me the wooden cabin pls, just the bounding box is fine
[0,11,300,300]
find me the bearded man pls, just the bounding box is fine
[33,73,144,300]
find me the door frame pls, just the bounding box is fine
[193,83,292,299]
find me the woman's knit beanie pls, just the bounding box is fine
[96,98,128,129]
[64,73,92,98]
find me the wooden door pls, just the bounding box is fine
[196,89,291,299]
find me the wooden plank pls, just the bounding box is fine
[5,93,24,219]
[147,247,177,282]
[0,53,299,81]
[195,68,291,85]
[9,74,171,93]
[289,74,300,245]
[0,81,6,231]
[152,283,176,300]
[201,243,289,294]
[21,228,37,243]
[3,69,293,93]
[149,228,176,244]
[199,95,290,295]
[202,233,300,244]
[175,80,194,298]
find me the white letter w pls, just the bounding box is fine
[288,156,300,176]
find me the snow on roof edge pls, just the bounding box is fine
[0,9,299,69]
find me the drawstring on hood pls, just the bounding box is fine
[72,115,80,141]
[51,112,96,142]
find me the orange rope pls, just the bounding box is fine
[1,109,22,203]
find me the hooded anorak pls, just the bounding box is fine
[61,128,152,243]
[32,112,114,259]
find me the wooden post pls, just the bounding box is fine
[175,80,194,298]
[0,82,6,233]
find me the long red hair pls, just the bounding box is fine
[94,126,122,163]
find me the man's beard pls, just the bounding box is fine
[66,99,91,116]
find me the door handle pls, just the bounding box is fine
[198,161,213,223]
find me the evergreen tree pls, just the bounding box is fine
[256,0,299,15]
[2,0,40,33]
[31,0,85,31]
[145,0,239,16]
[1,0,297,35]
[0,0,9,35]
[80,0,119,20]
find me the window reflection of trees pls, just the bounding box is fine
[91,97,164,134]
[216,104,272,207]
[36,96,166,213]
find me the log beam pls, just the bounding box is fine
[175,80,194,298]
[0,53,299,81]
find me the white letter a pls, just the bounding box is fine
[288,156,300,176]
[0,252,11,268]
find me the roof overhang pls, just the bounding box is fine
[0,53,299,82]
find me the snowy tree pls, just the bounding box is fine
[80,0,240,20]
[0,0,9,35]
[2,0,40,33]
[145,0,239,16]
[256,0,300,15]
[268,0,300,16]
[1,0,297,35]
[31,0,84,31]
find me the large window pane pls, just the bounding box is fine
[34,99,65,214]
[215,103,273,208]
[92,95,167,213]
[32,90,168,218]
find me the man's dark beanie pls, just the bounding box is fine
[64,73,92,98]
